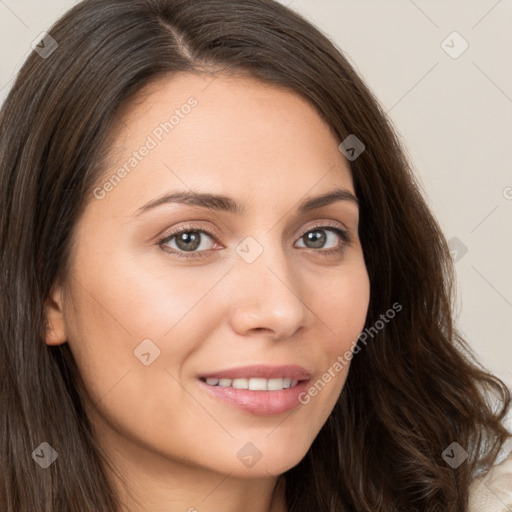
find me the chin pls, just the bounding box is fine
[218,437,311,478]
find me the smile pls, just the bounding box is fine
[199,377,300,390]
[196,364,312,415]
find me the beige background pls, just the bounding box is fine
[1,1,511,386]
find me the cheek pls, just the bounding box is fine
[62,260,215,452]
[62,253,215,405]
[313,257,370,351]
[68,250,221,344]
[289,256,370,422]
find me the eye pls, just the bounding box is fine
[295,223,352,254]
[158,225,217,258]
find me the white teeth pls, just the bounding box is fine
[203,376,301,390]
[267,378,284,390]
[249,378,268,390]
[232,378,249,389]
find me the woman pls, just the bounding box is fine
[0,0,510,510]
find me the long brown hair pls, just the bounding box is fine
[0,0,509,510]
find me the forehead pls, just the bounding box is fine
[92,72,355,218]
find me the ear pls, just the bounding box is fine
[44,285,68,345]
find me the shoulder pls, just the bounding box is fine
[468,413,512,512]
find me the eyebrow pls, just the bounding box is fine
[134,187,359,217]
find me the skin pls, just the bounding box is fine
[45,72,370,512]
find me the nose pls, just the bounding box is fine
[227,241,309,340]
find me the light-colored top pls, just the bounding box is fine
[468,408,512,512]
[468,442,512,511]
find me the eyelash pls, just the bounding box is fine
[157,222,353,260]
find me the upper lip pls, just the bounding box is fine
[198,364,312,381]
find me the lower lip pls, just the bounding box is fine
[197,379,310,416]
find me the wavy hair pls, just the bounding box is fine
[0,0,510,510]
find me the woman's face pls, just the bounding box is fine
[46,72,370,479]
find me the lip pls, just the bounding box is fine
[197,364,312,416]
[198,364,312,381]
[198,378,311,416]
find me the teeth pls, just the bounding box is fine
[232,378,249,389]
[204,377,300,390]
[267,378,284,391]
[249,378,268,390]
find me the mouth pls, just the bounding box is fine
[196,364,312,416]
[198,376,303,390]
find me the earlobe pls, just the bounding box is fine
[44,287,67,346]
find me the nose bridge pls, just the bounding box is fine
[228,232,308,337]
